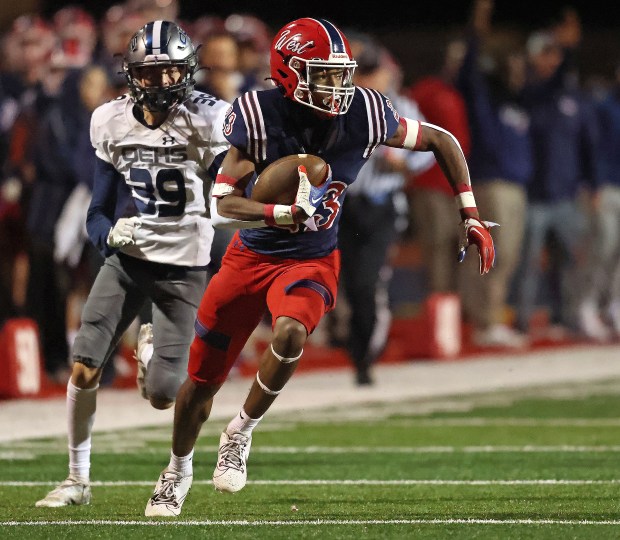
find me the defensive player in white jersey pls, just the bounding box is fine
[36,20,230,508]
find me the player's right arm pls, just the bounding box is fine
[86,156,126,256]
[210,145,313,228]
[87,100,141,255]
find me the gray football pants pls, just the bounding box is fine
[72,253,207,402]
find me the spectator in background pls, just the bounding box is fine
[96,5,146,90]
[22,47,83,383]
[54,65,114,350]
[2,14,75,381]
[339,32,435,385]
[0,59,24,325]
[223,13,273,92]
[576,61,620,340]
[407,34,471,294]
[194,26,243,104]
[191,20,243,279]
[515,9,601,339]
[52,6,98,71]
[125,0,179,23]
[3,14,56,93]
[457,0,532,348]
[0,65,22,170]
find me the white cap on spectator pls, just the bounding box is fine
[526,31,558,57]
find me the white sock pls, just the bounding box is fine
[226,408,263,437]
[66,330,78,349]
[67,380,98,482]
[168,449,194,477]
[139,343,154,368]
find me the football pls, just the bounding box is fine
[251,154,330,205]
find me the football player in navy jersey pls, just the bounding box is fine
[145,17,496,516]
[36,21,230,508]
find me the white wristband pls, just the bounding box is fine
[273,204,294,225]
[455,191,476,210]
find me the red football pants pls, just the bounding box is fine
[188,233,340,385]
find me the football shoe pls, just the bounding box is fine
[212,431,252,493]
[35,476,91,507]
[145,468,192,517]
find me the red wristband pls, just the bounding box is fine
[264,204,276,226]
[215,172,239,186]
[453,182,472,195]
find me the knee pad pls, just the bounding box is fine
[145,359,184,403]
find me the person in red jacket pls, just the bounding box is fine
[407,36,472,294]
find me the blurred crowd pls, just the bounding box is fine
[0,0,619,384]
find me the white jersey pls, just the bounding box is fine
[90,91,230,266]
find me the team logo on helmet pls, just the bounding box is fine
[274,30,315,54]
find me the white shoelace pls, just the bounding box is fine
[150,472,182,506]
[218,435,249,472]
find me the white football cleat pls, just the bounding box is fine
[578,301,611,342]
[473,324,528,349]
[145,469,192,517]
[212,431,252,493]
[134,323,153,400]
[35,476,91,507]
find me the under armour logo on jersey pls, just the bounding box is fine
[162,136,176,145]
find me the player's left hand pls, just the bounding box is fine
[293,164,332,218]
[458,217,498,275]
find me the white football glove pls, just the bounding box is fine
[107,217,142,248]
[293,164,332,218]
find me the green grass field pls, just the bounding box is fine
[2,379,620,539]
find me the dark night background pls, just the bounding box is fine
[36,0,618,31]
[26,0,620,86]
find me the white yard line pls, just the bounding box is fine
[3,479,620,487]
[197,445,620,453]
[3,518,620,526]
[384,418,620,427]
[5,444,620,458]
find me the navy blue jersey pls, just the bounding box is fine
[223,87,400,258]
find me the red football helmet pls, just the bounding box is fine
[270,18,356,115]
